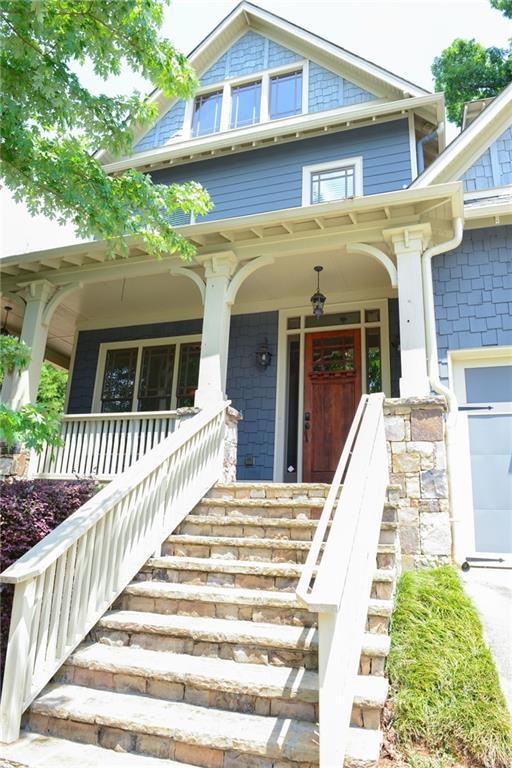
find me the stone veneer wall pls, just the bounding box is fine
[384,397,451,570]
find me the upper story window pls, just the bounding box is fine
[231,80,262,128]
[302,157,363,205]
[269,70,303,119]
[192,89,222,137]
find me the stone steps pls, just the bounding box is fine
[58,642,387,725]
[27,683,383,767]
[93,610,390,674]
[18,480,399,767]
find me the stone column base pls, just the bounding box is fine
[223,406,242,483]
[384,397,451,570]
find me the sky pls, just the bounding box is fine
[1,0,510,258]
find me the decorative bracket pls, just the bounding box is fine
[346,243,398,288]
[169,267,206,305]
[42,282,82,326]
[226,255,274,306]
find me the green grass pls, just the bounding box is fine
[387,566,512,768]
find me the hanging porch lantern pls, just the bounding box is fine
[310,266,326,320]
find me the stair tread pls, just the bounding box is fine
[182,514,319,527]
[0,731,194,768]
[148,556,306,576]
[98,611,319,649]
[124,580,307,608]
[212,483,331,491]
[98,611,391,657]
[30,683,382,763]
[166,534,312,549]
[199,497,325,508]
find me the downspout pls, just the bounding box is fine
[421,217,464,561]
[416,124,444,175]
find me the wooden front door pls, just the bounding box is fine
[303,329,362,483]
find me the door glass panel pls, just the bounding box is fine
[468,414,512,553]
[101,348,138,412]
[311,335,355,373]
[137,345,175,411]
[465,365,512,403]
[305,311,360,328]
[365,309,380,323]
[176,342,201,407]
[366,327,382,393]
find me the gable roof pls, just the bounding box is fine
[98,1,430,165]
[411,83,512,188]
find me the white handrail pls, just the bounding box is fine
[296,393,389,765]
[0,401,229,742]
[30,409,198,479]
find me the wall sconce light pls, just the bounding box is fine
[310,266,326,319]
[256,338,272,369]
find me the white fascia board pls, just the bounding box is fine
[103,93,442,175]
[243,2,428,98]
[411,83,512,188]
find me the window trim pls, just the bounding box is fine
[301,157,364,205]
[92,334,202,413]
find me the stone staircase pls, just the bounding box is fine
[8,482,400,768]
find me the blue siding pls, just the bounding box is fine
[432,226,512,384]
[308,63,375,113]
[134,101,186,153]
[67,312,279,480]
[226,312,278,480]
[462,125,512,193]
[152,119,412,221]
[201,31,299,85]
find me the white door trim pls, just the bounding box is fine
[273,298,390,482]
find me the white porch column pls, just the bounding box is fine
[194,252,238,408]
[1,280,54,408]
[384,224,431,397]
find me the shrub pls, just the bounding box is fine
[0,478,98,679]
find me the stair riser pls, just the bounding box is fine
[162,542,310,564]
[26,714,319,767]
[359,654,386,676]
[376,550,397,569]
[366,614,391,634]
[92,627,319,669]
[176,522,316,541]
[208,486,330,501]
[191,505,322,521]
[115,594,318,627]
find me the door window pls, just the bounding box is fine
[463,364,512,554]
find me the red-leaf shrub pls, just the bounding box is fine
[0,478,98,681]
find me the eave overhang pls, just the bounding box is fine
[463,186,512,229]
[0,183,463,295]
[103,94,443,175]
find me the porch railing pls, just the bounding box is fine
[0,401,229,743]
[296,393,389,766]
[29,409,197,480]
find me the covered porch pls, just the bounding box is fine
[1,182,463,481]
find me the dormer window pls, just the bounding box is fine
[231,80,262,129]
[192,89,223,137]
[269,70,303,119]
